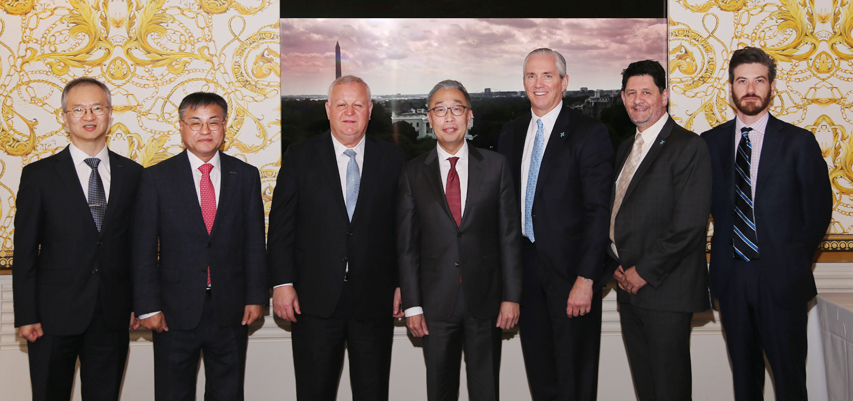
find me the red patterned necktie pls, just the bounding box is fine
[199,163,216,286]
[446,157,461,227]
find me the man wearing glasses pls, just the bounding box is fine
[398,80,522,400]
[132,92,268,400]
[13,77,143,400]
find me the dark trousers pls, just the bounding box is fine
[27,293,128,401]
[619,302,694,401]
[422,285,502,401]
[519,239,602,401]
[153,294,249,401]
[718,259,808,401]
[291,282,394,401]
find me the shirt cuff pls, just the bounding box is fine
[139,311,161,320]
[273,283,294,288]
[404,307,423,317]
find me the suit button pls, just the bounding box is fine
[92,268,99,274]
[96,241,102,246]
[454,262,460,267]
[342,257,348,262]
[348,231,353,236]
[457,232,462,238]
[207,243,212,248]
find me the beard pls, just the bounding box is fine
[733,89,771,116]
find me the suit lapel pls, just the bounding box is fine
[54,147,98,233]
[173,151,210,235]
[622,117,675,202]
[211,152,237,237]
[510,112,530,188]
[718,121,737,204]
[422,149,456,226]
[755,115,783,199]
[534,106,571,199]
[317,132,350,223]
[350,136,379,225]
[100,150,125,236]
[460,145,484,229]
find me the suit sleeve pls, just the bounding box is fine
[243,167,269,305]
[635,137,712,288]
[798,131,833,253]
[498,157,523,303]
[131,169,162,315]
[12,166,43,327]
[396,167,422,310]
[267,148,298,286]
[577,124,616,281]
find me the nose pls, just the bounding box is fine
[344,105,355,115]
[82,109,97,120]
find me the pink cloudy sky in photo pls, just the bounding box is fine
[281,18,667,96]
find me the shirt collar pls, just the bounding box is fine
[532,100,563,127]
[187,150,221,172]
[636,112,670,145]
[735,112,770,135]
[69,143,110,173]
[330,132,367,158]
[436,140,469,161]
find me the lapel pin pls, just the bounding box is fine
[560,132,565,137]
[659,140,665,145]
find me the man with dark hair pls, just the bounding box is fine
[498,48,613,401]
[268,75,406,400]
[13,77,143,400]
[609,60,712,401]
[702,46,832,400]
[133,91,268,400]
[398,80,522,400]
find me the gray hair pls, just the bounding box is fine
[426,80,471,108]
[523,48,567,79]
[61,77,112,111]
[327,75,371,100]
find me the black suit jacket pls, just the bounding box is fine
[497,105,614,295]
[267,132,407,319]
[132,150,268,330]
[13,147,142,335]
[608,117,712,313]
[397,145,522,321]
[701,115,832,308]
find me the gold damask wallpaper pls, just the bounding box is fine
[669,0,853,250]
[0,0,281,270]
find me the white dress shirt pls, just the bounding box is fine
[611,112,670,258]
[139,150,222,320]
[404,141,470,318]
[69,143,111,204]
[520,101,563,238]
[274,133,366,289]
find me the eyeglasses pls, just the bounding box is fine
[182,120,223,132]
[429,105,469,117]
[65,106,110,118]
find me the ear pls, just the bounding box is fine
[661,88,670,107]
[325,101,331,119]
[367,101,373,119]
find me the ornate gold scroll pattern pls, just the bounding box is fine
[677,0,747,13]
[1,0,35,15]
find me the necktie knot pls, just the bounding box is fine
[199,163,213,176]
[84,158,100,170]
[741,127,753,137]
[448,156,459,169]
[536,118,543,131]
[344,148,357,159]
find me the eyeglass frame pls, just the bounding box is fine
[181,119,224,132]
[64,105,110,119]
[429,105,469,117]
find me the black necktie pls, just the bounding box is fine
[734,127,759,261]
[84,158,106,232]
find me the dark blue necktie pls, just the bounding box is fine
[84,158,106,232]
[733,127,759,261]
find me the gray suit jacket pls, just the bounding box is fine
[608,117,712,313]
[397,144,522,321]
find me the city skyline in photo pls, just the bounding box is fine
[281,18,668,97]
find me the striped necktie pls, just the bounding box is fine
[733,127,759,261]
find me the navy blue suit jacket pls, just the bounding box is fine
[132,150,268,330]
[497,105,614,295]
[701,115,832,308]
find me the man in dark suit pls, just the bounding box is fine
[608,60,712,401]
[398,80,522,401]
[497,48,614,401]
[267,75,406,400]
[701,47,832,400]
[132,92,268,400]
[13,77,143,400]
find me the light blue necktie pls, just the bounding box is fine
[525,119,545,242]
[344,149,360,221]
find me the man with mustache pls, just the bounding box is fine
[608,60,711,401]
[701,47,832,400]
